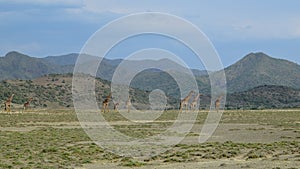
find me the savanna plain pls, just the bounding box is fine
[0,109,299,169]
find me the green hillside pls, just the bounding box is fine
[0,51,72,80]
[0,74,178,111]
[224,52,300,92]
[0,73,299,110]
[226,85,300,109]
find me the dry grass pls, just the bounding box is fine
[0,109,299,168]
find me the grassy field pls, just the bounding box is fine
[0,109,299,168]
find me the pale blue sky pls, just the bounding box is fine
[1,0,300,68]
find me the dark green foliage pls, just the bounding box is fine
[227,85,300,109]
[1,74,299,109]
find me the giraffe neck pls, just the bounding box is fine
[106,94,111,101]
[194,95,200,102]
[7,95,14,102]
[186,92,193,100]
[127,99,131,105]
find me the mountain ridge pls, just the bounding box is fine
[1,51,299,94]
[224,52,300,92]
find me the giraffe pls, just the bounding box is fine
[190,93,202,110]
[102,93,112,113]
[4,94,14,113]
[179,91,194,112]
[215,95,223,112]
[114,102,119,112]
[126,96,131,113]
[22,98,33,113]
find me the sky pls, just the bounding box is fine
[1,0,300,69]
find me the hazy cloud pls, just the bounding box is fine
[0,0,299,65]
[0,0,84,6]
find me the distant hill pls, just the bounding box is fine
[224,52,300,92]
[43,53,78,66]
[126,52,300,95]
[131,52,300,96]
[0,51,72,80]
[0,51,207,82]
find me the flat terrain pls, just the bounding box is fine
[0,109,299,169]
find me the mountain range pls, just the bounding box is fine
[0,50,299,109]
[1,51,300,95]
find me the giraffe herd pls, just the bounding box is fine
[100,91,223,113]
[1,91,223,113]
[180,91,223,112]
[101,94,131,113]
[2,94,34,113]
[190,93,202,110]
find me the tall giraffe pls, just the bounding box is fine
[190,93,202,110]
[179,91,194,112]
[215,95,223,112]
[126,96,131,113]
[102,93,112,113]
[4,94,14,113]
[22,98,33,113]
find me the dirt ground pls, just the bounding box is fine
[81,160,299,169]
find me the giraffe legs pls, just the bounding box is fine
[179,102,182,112]
[102,103,107,113]
[184,103,189,111]
[114,103,119,112]
[190,103,196,110]
[4,103,11,113]
[180,102,189,112]
[102,102,110,113]
[179,102,185,112]
[106,104,110,113]
[215,103,220,113]
[101,103,104,113]
[22,105,29,113]
[127,104,131,113]
[4,103,7,112]
[215,99,221,112]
